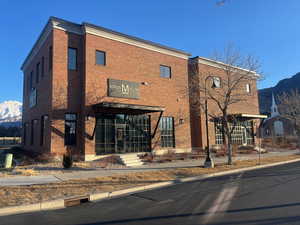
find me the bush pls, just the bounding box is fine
[63,154,73,169]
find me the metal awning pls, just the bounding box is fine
[232,113,268,119]
[91,102,165,139]
[92,102,165,115]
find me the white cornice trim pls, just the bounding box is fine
[196,57,260,78]
[52,19,83,35]
[21,17,190,71]
[84,25,189,59]
[21,18,83,71]
[21,21,52,71]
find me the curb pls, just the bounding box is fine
[1,157,300,216]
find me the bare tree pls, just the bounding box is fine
[189,45,261,165]
[278,89,300,147]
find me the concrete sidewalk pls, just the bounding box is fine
[0,150,298,186]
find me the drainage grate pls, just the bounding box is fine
[64,195,90,207]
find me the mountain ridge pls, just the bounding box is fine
[0,101,22,127]
[258,72,300,114]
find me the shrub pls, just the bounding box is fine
[63,153,73,169]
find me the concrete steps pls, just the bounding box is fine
[119,154,144,167]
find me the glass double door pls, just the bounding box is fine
[95,114,151,155]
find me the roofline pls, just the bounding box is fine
[83,22,191,57]
[20,18,53,70]
[21,17,191,71]
[190,56,260,78]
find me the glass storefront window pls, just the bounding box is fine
[95,114,150,155]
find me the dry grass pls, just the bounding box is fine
[0,154,300,207]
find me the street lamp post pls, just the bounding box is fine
[204,76,215,168]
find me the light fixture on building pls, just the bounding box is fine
[141,81,149,86]
[86,115,91,121]
[179,118,184,124]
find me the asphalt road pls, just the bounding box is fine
[2,162,300,225]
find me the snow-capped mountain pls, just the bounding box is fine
[0,101,22,125]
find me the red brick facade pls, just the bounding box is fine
[189,57,261,150]
[21,17,192,160]
[21,17,262,160]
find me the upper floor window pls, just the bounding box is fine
[49,46,53,71]
[30,71,33,90]
[29,88,37,108]
[41,56,45,78]
[36,62,40,84]
[68,47,77,70]
[96,50,106,66]
[246,83,251,93]
[212,76,221,88]
[160,65,171,78]
[27,75,30,93]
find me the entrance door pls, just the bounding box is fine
[115,124,126,153]
[242,127,247,145]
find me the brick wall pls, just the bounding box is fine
[50,30,84,156]
[189,62,260,149]
[82,33,191,156]
[22,31,53,154]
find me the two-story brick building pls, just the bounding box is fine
[21,17,265,161]
[21,17,192,160]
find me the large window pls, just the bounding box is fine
[96,50,106,65]
[159,117,175,148]
[160,65,171,78]
[40,115,46,146]
[68,47,77,70]
[30,71,33,89]
[95,114,150,155]
[27,75,30,93]
[29,88,37,108]
[65,113,77,146]
[212,76,221,88]
[23,123,28,145]
[30,120,34,145]
[41,56,45,78]
[215,120,254,145]
[36,62,40,84]
[49,46,53,71]
[246,83,251,93]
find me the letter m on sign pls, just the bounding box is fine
[121,84,129,95]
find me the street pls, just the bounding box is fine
[2,161,300,225]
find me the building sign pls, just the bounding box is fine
[108,79,139,99]
[29,88,37,108]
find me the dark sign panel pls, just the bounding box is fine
[108,79,140,99]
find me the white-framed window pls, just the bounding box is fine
[246,83,251,93]
[212,76,221,88]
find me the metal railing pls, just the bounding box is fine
[0,137,21,145]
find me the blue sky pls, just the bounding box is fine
[0,0,300,103]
